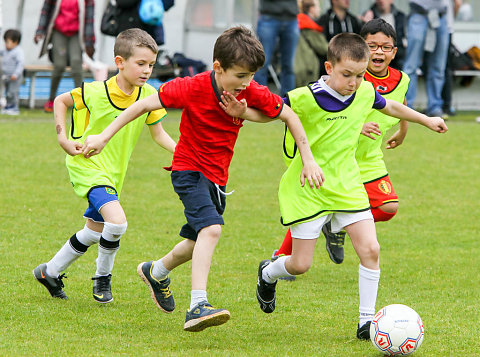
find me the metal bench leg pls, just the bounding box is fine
[29,74,36,109]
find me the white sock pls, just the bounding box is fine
[152,259,170,280]
[358,264,380,326]
[95,222,127,277]
[46,226,101,277]
[190,290,207,309]
[262,256,292,283]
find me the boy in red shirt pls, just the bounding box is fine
[82,26,323,332]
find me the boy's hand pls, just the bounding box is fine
[300,160,325,189]
[219,91,247,118]
[361,122,381,140]
[386,129,406,149]
[61,140,83,156]
[425,116,448,133]
[82,134,106,158]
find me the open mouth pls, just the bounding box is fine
[372,58,384,64]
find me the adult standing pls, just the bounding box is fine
[34,0,95,113]
[403,0,449,117]
[317,0,362,42]
[254,0,299,96]
[361,0,407,70]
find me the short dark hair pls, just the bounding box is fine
[301,0,316,14]
[4,29,21,44]
[213,26,265,72]
[327,33,370,65]
[360,18,397,44]
[114,28,158,59]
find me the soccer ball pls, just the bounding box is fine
[370,304,424,356]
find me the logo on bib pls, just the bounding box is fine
[105,187,116,195]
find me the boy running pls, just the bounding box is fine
[81,26,323,332]
[272,18,412,265]
[33,29,175,303]
[253,32,447,339]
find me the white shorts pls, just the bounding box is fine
[290,210,373,240]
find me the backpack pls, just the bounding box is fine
[138,0,164,26]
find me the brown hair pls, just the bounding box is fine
[213,26,265,72]
[114,28,158,59]
[301,0,316,14]
[327,33,370,65]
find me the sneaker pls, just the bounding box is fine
[33,263,68,299]
[92,274,113,303]
[322,222,345,264]
[137,261,175,313]
[271,250,296,281]
[43,100,53,113]
[184,302,230,332]
[256,259,277,313]
[356,321,372,340]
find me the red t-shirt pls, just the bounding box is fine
[159,71,283,185]
[54,0,80,36]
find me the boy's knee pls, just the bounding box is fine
[366,241,380,260]
[103,221,128,238]
[200,224,222,240]
[287,258,312,275]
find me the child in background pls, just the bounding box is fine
[1,29,24,115]
[33,29,175,303]
[272,18,412,266]
[81,26,323,332]
[254,32,447,340]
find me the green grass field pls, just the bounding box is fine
[1,110,479,356]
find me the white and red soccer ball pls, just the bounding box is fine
[370,304,424,356]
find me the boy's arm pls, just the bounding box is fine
[82,93,163,158]
[220,91,324,188]
[54,92,83,156]
[386,120,409,149]
[148,122,176,154]
[379,99,448,133]
[278,105,324,188]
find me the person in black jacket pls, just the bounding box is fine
[317,0,362,42]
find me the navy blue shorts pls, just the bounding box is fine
[83,186,119,223]
[171,171,226,241]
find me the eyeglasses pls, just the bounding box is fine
[367,43,395,52]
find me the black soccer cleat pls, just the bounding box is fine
[92,274,113,303]
[184,302,230,332]
[137,261,175,313]
[356,321,372,340]
[322,221,346,264]
[256,259,277,313]
[33,263,68,299]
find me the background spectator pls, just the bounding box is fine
[317,0,362,42]
[403,0,449,117]
[254,0,299,96]
[34,0,95,113]
[294,0,328,86]
[360,0,407,69]
[1,29,24,115]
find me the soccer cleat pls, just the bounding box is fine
[92,274,113,303]
[137,261,175,313]
[322,221,345,264]
[184,302,230,332]
[33,263,68,299]
[43,100,53,113]
[256,259,277,313]
[356,321,372,340]
[271,250,296,281]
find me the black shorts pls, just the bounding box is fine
[171,170,226,241]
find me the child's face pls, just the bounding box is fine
[324,58,368,96]
[365,32,397,76]
[213,61,255,97]
[116,47,157,88]
[5,39,18,50]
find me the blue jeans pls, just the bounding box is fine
[403,13,449,114]
[254,15,299,96]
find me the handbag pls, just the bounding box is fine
[101,0,121,36]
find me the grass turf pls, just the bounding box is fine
[0,109,479,356]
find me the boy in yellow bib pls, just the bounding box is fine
[33,29,175,304]
[252,33,447,339]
